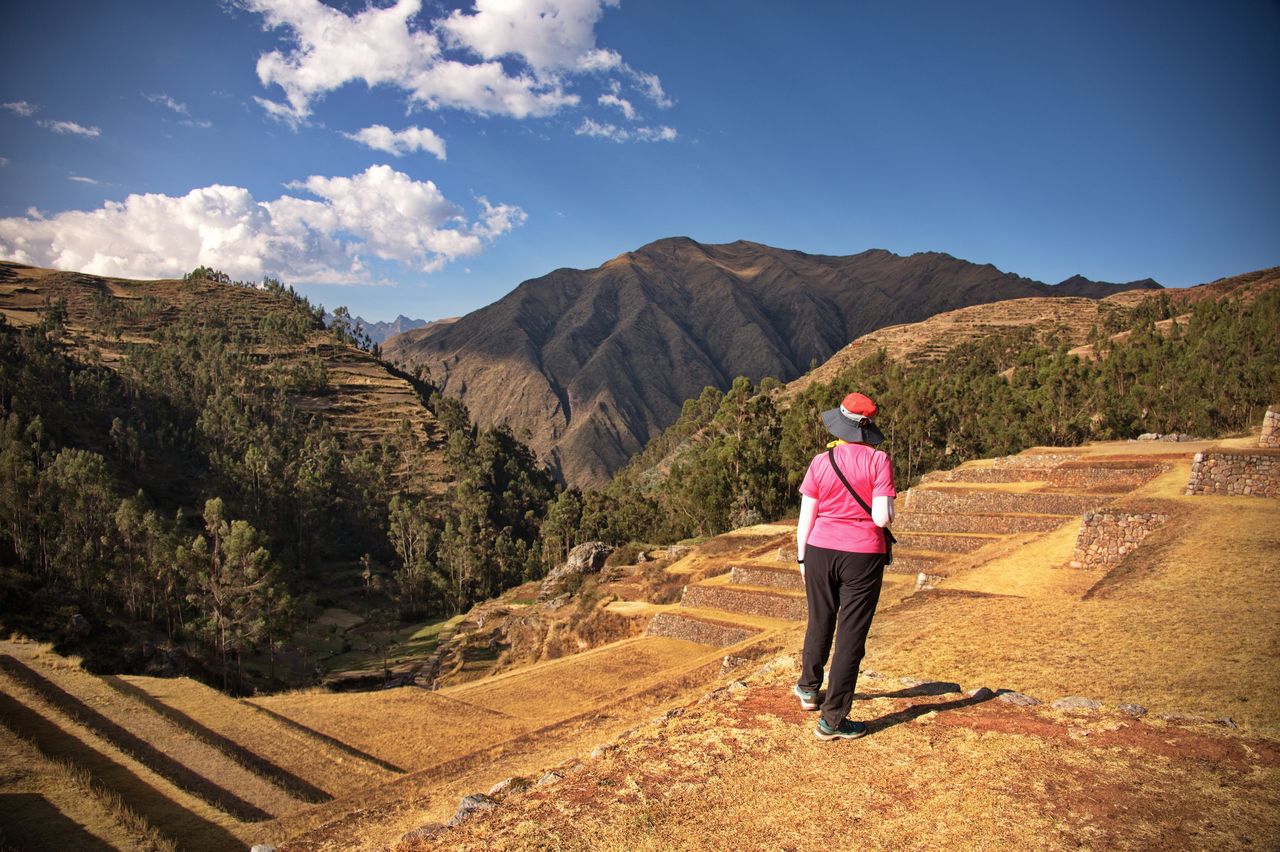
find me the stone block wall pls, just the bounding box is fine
[992,452,1081,469]
[645,612,757,647]
[1261,406,1280,448]
[902,488,1103,517]
[1045,465,1166,491]
[1070,509,1169,569]
[1185,450,1280,498]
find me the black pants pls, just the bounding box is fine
[799,543,886,728]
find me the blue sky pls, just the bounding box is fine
[1,1,1277,322]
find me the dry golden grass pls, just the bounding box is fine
[444,637,711,722]
[426,660,1280,851]
[0,719,174,851]
[118,674,397,798]
[0,661,252,851]
[0,642,306,820]
[867,496,1280,732]
[251,687,527,772]
[783,296,1122,400]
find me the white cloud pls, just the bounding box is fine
[440,0,615,73]
[344,124,447,160]
[39,120,101,138]
[68,175,98,184]
[2,101,39,117]
[575,118,676,143]
[629,69,672,109]
[0,164,522,283]
[146,92,213,129]
[598,93,635,120]
[0,158,9,167]
[576,48,622,73]
[145,93,190,116]
[243,0,669,134]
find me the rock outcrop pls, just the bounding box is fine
[538,542,614,600]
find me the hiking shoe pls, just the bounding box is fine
[793,684,821,711]
[815,718,867,740]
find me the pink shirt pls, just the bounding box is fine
[799,443,897,553]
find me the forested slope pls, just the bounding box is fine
[0,263,555,692]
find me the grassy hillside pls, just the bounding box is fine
[0,262,556,693]
[403,437,1280,851]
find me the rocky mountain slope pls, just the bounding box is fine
[384,238,1160,486]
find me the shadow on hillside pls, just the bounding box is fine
[856,682,997,735]
[0,656,271,821]
[244,701,406,774]
[0,793,117,851]
[0,691,244,852]
[101,676,333,804]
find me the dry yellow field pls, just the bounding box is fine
[427,661,1280,851]
[251,687,528,772]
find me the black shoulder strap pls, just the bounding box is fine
[827,447,874,516]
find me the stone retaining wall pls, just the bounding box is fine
[902,488,1103,517]
[644,612,758,647]
[932,467,1048,484]
[730,565,803,591]
[1069,509,1170,569]
[893,512,1070,534]
[992,452,1081,469]
[1045,465,1166,491]
[681,585,807,621]
[1261,406,1280,448]
[1185,450,1280,498]
[892,532,993,553]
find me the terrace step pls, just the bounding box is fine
[892,532,1000,553]
[681,584,807,621]
[885,552,952,576]
[729,564,803,591]
[893,511,1075,535]
[902,488,1106,516]
[926,467,1051,484]
[645,611,762,647]
[0,663,251,851]
[117,674,399,800]
[0,653,303,822]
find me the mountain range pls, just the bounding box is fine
[324,313,443,345]
[384,237,1161,486]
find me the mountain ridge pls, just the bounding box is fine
[385,237,1162,486]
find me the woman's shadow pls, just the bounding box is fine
[852,680,1000,735]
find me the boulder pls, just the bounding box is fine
[535,770,563,787]
[539,542,614,599]
[1051,696,1102,711]
[997,691,1042,706]
[487,776,532,798]
[1117,703,1147,717]
[447,794,498,827]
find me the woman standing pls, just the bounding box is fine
[794,392,896,740]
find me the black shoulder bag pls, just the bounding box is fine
[827,447,895,564]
